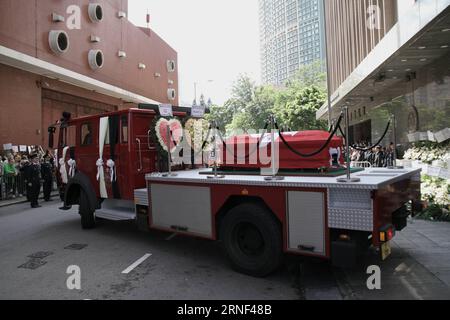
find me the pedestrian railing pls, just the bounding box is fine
[0,172,57,202]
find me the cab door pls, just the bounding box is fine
[116,113,133,200]
[131,112,157,190]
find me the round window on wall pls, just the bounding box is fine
[88,3,103,22]
[48,31,70,54]
[88,50,104,70]
[167,88,176,101]
[167,60,176,73]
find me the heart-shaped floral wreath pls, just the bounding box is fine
[155,118,183,153]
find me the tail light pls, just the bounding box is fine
[379,225,395,242]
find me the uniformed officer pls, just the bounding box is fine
[41,154,54,202]
[24,154,42,208]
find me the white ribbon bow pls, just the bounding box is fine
[59,158,68,184]
[67,159,76,178]
[106,159,116,182]
[96,158,104,181]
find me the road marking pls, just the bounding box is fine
[165,233,177,241]
[122,253,152,274]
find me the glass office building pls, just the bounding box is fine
[259,0,325,86]
[316,0,450,153]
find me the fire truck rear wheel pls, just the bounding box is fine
[79,190,95,229]
[220,203,283,277]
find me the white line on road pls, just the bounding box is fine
[165,233,177,241]
[122,253,152,274]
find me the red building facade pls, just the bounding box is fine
[0,0,178,148]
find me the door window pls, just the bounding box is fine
[121,115,129,143]
[81,123,93,146]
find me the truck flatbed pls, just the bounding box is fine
[145,167,421,190]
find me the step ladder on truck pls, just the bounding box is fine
[49,104,421,277]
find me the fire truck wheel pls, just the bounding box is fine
[79,190,95,229]
[220,203,283,277]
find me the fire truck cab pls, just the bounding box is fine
[49,106,422,277]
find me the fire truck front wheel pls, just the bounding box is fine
[220,203,283,277]
[79,190,95,229]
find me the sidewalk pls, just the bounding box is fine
[339,218,450,300]
[394,218,450,288]
[0,191,59,208]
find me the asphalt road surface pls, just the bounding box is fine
[0,201,449,300]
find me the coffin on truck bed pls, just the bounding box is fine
[219,130,344,170]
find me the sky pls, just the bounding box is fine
[127,0,261,106]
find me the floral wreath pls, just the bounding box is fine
[151,116,183,160]
[182,117,211,154]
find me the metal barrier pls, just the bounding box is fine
[0,172,58,201]
[0,173,27,200]
[351,161,372,168]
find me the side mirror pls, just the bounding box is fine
[48,126,56,149]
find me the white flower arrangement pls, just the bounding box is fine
[404,142,450,208]
[403,143,450,164]
[421,176,450,206]
[184,118,210,153]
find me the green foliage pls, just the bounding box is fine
[206,103,234,130]
[209,62,328,133]
[416,204,450,222]
[228,85,276,132]
[273,86,328,131]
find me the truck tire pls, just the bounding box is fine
[220,203,283,277]
[79,189,95,229]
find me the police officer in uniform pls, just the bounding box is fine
[24,154,42,208]
[41,154,54,202]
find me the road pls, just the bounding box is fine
[0,201,449,300]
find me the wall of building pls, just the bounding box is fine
[324,0,398,94]
[0,64,42,146]
[0,64,128,148]
[0,0,178,104]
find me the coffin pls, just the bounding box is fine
[219,130,344,170]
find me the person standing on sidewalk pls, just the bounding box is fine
[0,156,4,200]
[41,154,54,202]
[3,156,17,199]
[24,154,42,208]
[20,156,31,201]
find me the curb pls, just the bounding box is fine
[0,192,60,208]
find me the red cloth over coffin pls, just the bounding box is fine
[219,130,344,170]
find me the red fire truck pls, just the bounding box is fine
[49,105,421,277]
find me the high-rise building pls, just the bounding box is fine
[259,0,325,86]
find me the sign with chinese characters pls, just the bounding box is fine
[191,105,206,118]
[158,104,173,117]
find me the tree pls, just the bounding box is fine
[273,85,327,131]
[207,74,256,130]
[212,60,328,134]
[228,85,277,132]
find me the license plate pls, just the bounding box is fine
[381,241,392,261]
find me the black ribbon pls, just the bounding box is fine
[274,114,344,158]
[108,115,121,199]
[338,120,391,152]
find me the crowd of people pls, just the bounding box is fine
[0,150,55,208]
[350,142,396,168]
